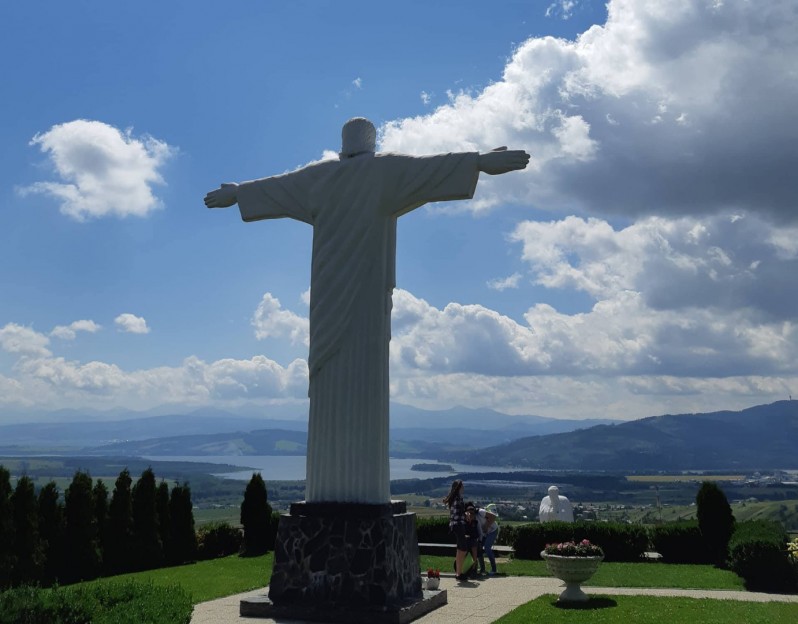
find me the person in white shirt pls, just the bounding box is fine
[475,504,500,575]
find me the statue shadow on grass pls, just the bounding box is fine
[551,597,618,610]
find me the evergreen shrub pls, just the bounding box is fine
[415,515,515,547]
[696,481,735,566]
[512,521,575,560]
[0,581,192,624]
[240,473,272,556]
[650,521,713,564]
[727,520,797,593]
[577,522,649,562]
[415,516,451,543]
[512,521,648,561]
[496,523,517,547]
[196,522,242,560]
[265,510,281,551]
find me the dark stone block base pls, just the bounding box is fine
[266,500,428,611]
[240,588,447,623]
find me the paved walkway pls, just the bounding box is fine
[190,575,798,624]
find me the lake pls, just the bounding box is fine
[143,455,522,482]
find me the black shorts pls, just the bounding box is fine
[452,524,468,550]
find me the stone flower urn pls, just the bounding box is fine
[541,551,603,602]
[425,568,441,591]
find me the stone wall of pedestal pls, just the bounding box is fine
[268,501,422,608]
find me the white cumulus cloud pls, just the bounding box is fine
[0,324,51,357]
[114,313,150,334]
[487,272,523,291]
[19,119,175,221]
[389,285,797,379]
[510,213,798,320]
[546,1,579,20]
[6,352,308,408]
[379,0,798,222]
[51,319,102,340]
[252,293,309,346]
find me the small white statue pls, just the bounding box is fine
[539,485,574,523]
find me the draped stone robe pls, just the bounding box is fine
[236,151,479,503]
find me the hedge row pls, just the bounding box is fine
[415,516,452,543]
[512,521,649,562]
[0,580,192,624]
[415,515,518,547]
[728,520,797,593]
[649,521,713,564]
[195,511,282,560]
[418,517,649,562]
[420,515,797,588]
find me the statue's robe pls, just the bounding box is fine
[539,496,574,523]
[237,152,479,503]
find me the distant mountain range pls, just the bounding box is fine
[451,400,798,471]
[3,401,793,471]
[0,403,617,456]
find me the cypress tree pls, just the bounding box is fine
[131,467,163,570]
[93,479,109,569]
[169,482,197,565]
[240,472,271,556]
[64,470,101,582]
[11,475,44,584]
[156,480,171,563]
[696,480,735,566]
[106,468,134,574]
[37,481,64,585]
[0,466,17,588]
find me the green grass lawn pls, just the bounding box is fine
[419,556,744,590]
[495,595,798,624]
[87,554,273,604]
[93,554,742,606]
[76,553,796,624]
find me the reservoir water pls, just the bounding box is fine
[144,455,522,482]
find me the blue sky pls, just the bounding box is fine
[1,0,796,424]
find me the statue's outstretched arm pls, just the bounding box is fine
[478,147,530,175]
[204,183,239,208]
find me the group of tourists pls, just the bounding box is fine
[442,479,500,582]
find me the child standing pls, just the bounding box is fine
[463,503,481,578]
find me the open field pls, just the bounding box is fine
[194,506,241,526]
[597,498,798,529]
[627,475,745,483]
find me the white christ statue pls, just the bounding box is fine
[205,118,529,504]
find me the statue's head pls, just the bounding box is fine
[548,485,560,506]
[340,117,376,159]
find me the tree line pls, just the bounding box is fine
[0,465,197,588]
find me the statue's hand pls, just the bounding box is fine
[478,149,530,175]
[204,183,239,208]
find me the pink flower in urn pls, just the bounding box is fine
[544,539,604,557]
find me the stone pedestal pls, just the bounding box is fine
[240,500,446,623]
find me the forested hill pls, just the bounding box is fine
[450,401,798,471]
